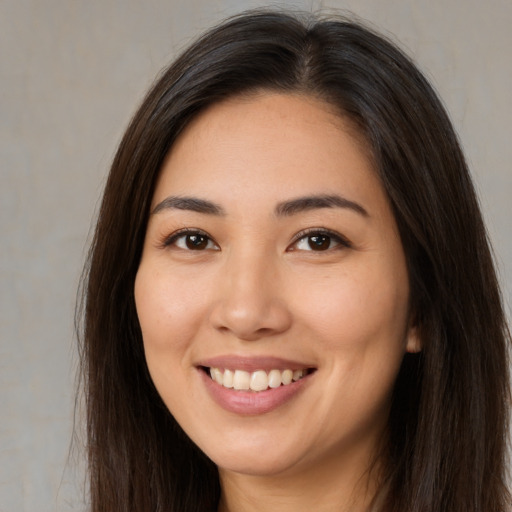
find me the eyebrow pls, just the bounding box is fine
[152,196,226,215]
[275,194,368,217]
[151,193,368,218]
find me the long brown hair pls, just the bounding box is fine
[77,9,511,512]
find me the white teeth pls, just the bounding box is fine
[210,367,223,385]
[233,370,250,390]
[223,369,234,388]
[250,370,268,392]
[268,369,282,388]
[209,367,308,392]
[281,369,293,385]
[293,369,304,381]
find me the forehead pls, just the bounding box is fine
[152,92,384,214]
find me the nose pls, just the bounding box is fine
[209,253,292,341]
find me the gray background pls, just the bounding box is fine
[1,0,510,510]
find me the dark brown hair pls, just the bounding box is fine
[77,9,511,512]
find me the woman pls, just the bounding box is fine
[78,9,511,512]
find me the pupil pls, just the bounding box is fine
[186,234,207,250]
[309,235,330,251]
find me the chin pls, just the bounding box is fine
[216,454,303,478]
[196,431,306,478]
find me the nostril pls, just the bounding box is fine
[208,288,292,341]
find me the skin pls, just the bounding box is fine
[134,93,420,512]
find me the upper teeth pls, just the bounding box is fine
[209,368,306,392]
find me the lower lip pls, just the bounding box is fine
[199,369,311,415]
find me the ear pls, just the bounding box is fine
[405,323,421,353]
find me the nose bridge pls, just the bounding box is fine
[210,244,291,340]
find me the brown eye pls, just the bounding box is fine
[185,234,209,250]
[166,230,219,251]
[307,234,331,251]
[291,230,350,252]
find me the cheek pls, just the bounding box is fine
[293,260,410,354]
[134,265,213,419]
[134,265,210,355]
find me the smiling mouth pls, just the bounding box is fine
[203,367,315,392]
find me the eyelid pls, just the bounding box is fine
[159,227,219,250]
[287,228,352,252]
[157,227,350,252]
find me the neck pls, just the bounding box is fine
[217,447,385,512]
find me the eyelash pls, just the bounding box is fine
[160,228,219,251]
[160,227,351,252]
[289,228,352,252]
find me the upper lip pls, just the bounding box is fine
[196,355,316,372]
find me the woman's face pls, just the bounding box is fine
[135,93,419,480]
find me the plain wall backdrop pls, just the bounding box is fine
[1,0,510,510]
